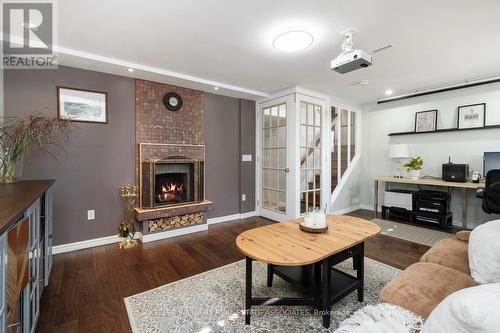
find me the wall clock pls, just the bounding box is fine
[163,92,183,111]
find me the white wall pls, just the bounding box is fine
[360,83,500,228]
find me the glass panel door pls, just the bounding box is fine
[330,107,358,194]
[300,101,322,214]
[261,103,287,215]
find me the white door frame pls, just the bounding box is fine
[295,92,329,216]
[256,93,297,221]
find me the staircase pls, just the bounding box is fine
[331,145,354,192]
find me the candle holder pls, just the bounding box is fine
[119,184,138,249]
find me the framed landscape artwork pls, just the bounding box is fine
[57,87,108,123]
[415,109,437,132]
[457,103,486,129]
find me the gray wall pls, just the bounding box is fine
[4,67,256,245]
[4,66,136,245]
[239,99,256,213]
[204,93,256,218]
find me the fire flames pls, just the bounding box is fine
[158,182,185,202]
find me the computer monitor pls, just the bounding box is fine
[484,152,500,176]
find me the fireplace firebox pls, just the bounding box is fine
[141,156,204,208]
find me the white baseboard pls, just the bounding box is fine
[207,211,257,225]
[53,211,259,254]
[139,224,208,243]
[53,234,121,255]
[360,204,381,212]
[331,205,361,215]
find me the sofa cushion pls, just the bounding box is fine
[380,262,477,319]
[420,238,469,275]
[469,219,500,284]
[421,283,500,333]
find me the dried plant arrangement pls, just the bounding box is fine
[0,111,71,183]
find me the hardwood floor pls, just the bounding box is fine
[36,210,430,333]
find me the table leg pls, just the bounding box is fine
[355,244,365,302]
[313,262,321,306]
[321,258,331,328]
[245,257,252,325]
[462,188,468,229]
[267,264,274,287]
[374,180,379,218]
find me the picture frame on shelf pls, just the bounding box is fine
[457,103,486,129]
[57,86,108,124]
[415,109,437,132]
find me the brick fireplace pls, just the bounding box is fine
[134,80,212,236]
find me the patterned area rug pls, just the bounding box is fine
[372,218,454,247]
[124,258,400,333]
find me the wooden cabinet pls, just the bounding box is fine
[0,181,54,333]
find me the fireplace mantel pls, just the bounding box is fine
[134,200,213,222]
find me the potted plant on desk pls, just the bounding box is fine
[404,156,423,180]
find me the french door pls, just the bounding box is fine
[258,95,297,221]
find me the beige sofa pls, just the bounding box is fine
[380,230,477,319]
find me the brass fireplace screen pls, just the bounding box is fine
[141,156,204,208]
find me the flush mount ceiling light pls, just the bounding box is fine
[273,30,313,52]
[385,89,393,96]
[128,68,134,72]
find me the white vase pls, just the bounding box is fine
[409,169,421,180]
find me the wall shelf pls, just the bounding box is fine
[388,124,500,136]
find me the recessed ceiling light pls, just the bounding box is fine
[128,68,134,72]
[273,30,313,52]
[355,80,370,86]
[385,89,393,96]
[214,86,219,90]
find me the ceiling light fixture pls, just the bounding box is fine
[273,30,313,52]
[385,89,393,96]
[355,80,370,86]
[128,68,134,73]
[214,86,219,90]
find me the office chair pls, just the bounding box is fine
[481,169,500,214]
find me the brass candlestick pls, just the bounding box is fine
[119,184,138,249]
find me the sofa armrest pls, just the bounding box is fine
[455,230,471,242]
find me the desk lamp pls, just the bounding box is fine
[388,144,409,178]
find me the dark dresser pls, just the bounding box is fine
[0,180,54,333]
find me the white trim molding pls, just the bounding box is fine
[53,234,121,255]
[52,212,259,254]
[331,205,362,215]
[139,224,208,243]
[360,204,382,213]
[207,211,257,225]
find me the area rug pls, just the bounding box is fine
[372,218,454,247]
[124,258,400,333]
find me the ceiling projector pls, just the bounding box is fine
[331,29,372,74]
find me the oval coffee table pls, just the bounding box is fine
[236,215,380,328]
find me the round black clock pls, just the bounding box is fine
[163,92,183,111]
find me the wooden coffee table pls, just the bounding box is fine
[236,215,380,328]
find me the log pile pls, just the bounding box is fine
[148,212,204,232]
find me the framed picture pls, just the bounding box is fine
[415,109,437,132]
[57,86,108,124]
[457,103,486,129]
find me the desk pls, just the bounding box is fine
[236,215,380,328]
[373,176,484,229]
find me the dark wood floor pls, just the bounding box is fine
[36,210,430,333]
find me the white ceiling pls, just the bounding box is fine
[57,0,500,103]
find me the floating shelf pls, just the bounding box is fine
[388,124,500,136]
